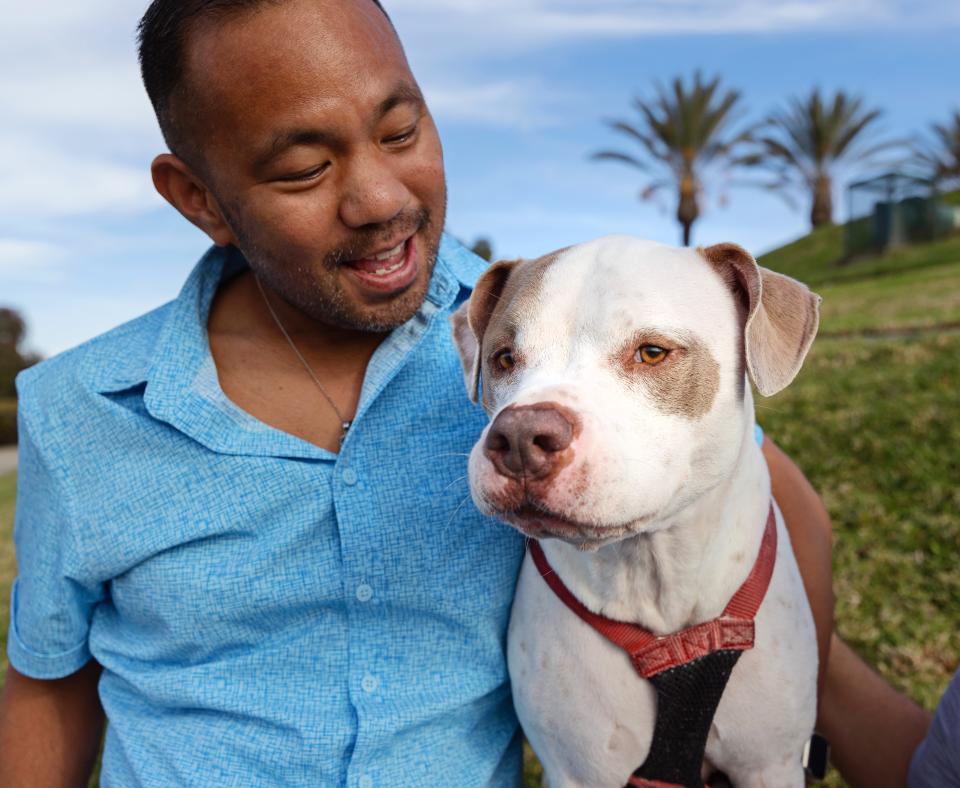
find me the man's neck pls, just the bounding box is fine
[210,269,387,362]
[207,269,385,452]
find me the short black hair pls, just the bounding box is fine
[137,0,392,161]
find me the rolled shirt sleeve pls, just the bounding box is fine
[6,388,105,679]
[910,668,960,787]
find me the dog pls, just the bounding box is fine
[450,236,820,787]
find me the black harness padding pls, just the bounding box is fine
[628,649,744,788]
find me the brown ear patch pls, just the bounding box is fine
[449,300,478,398]
[460,259,520,403]
[749,268,822,396]
[699,242,821,397]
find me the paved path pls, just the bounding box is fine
[0,447,17,477]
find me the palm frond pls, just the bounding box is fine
[737,87,897,224]
[591,151,649,170]
[592,71,754,243]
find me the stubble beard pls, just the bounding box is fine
[222,200,445,334]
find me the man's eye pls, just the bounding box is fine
[279,163,329,182]
[635,345,668,365]
[383,125,418,145]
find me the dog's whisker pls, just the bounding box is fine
[445,494,473,528]
[440,475,468,493]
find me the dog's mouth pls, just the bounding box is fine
[498,501,626,543]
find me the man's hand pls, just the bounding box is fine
[762,437,835,698]
[819,635,932,787]
[0,660,105,788]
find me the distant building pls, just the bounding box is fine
[845,172,956,257]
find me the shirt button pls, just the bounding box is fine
[359,777,374,788]
[361,674,379,694]
[356,583,374,603]
[342,468,358,486]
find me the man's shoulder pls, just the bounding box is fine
[17,302,174,427]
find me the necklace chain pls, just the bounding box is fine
[254,274,352,444]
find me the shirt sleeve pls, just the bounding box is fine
[909,668,960,787]
[754,423,764,447]
[6,393,105,679]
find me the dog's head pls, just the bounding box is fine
[450,235,820,549]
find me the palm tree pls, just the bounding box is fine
[739,89,898,228]
[592,72,751,247]
[914,110,960,189]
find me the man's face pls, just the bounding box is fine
[182,0,447,332]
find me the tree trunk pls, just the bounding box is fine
[677,174,699,247]
[811,173,833,227]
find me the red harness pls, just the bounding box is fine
[528,504,776,678]
[527,504,778,788]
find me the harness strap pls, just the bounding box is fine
[527,504,778,788]
[527,504,776,679]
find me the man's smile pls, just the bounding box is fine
[342,232,420,297]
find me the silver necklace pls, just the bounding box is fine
[254,274,352,444]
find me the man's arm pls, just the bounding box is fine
[0,661,105,788]
[818,635,932,788]
[762,437,835,698]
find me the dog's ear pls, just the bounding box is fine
[700,242,821,397]
[449,259,519,402]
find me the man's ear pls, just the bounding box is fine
[700,242,821,397]
[151,153,237,247]
[448,259,519,403]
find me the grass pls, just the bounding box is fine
[759,223,960,289]
[760,332,960,704]
[1,228,958,786]
[817,260,960,334]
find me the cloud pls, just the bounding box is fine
[0,135,161,221]
[424,78,566,128]
[0,240,67,284]
[390,0,953,51]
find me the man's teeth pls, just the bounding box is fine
[373,241,405,262]
[372,259,405,276]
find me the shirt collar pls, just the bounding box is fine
[107,234,481,458]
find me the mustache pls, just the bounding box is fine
[324,207,431,269]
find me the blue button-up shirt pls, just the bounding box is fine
[7,236,525,787]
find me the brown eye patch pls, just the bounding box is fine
[615,331,721,420]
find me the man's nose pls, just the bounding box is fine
[338,152,411,229]
[484,404,577,481]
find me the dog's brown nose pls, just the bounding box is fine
[484,404,576,480]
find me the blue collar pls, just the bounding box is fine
[95,234,483,459]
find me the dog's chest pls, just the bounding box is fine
[507,525,818,788]
[508,553,660,786]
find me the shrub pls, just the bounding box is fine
[0,400,16,446]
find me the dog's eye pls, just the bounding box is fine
[493,349,516,372]
[635,346,668,365]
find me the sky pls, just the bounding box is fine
[1,0,958,357]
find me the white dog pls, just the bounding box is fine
[450,236,820,788]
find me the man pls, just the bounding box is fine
[0,1,833,785]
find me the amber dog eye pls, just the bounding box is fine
[493,349,516,372]
[635,345,668,365]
